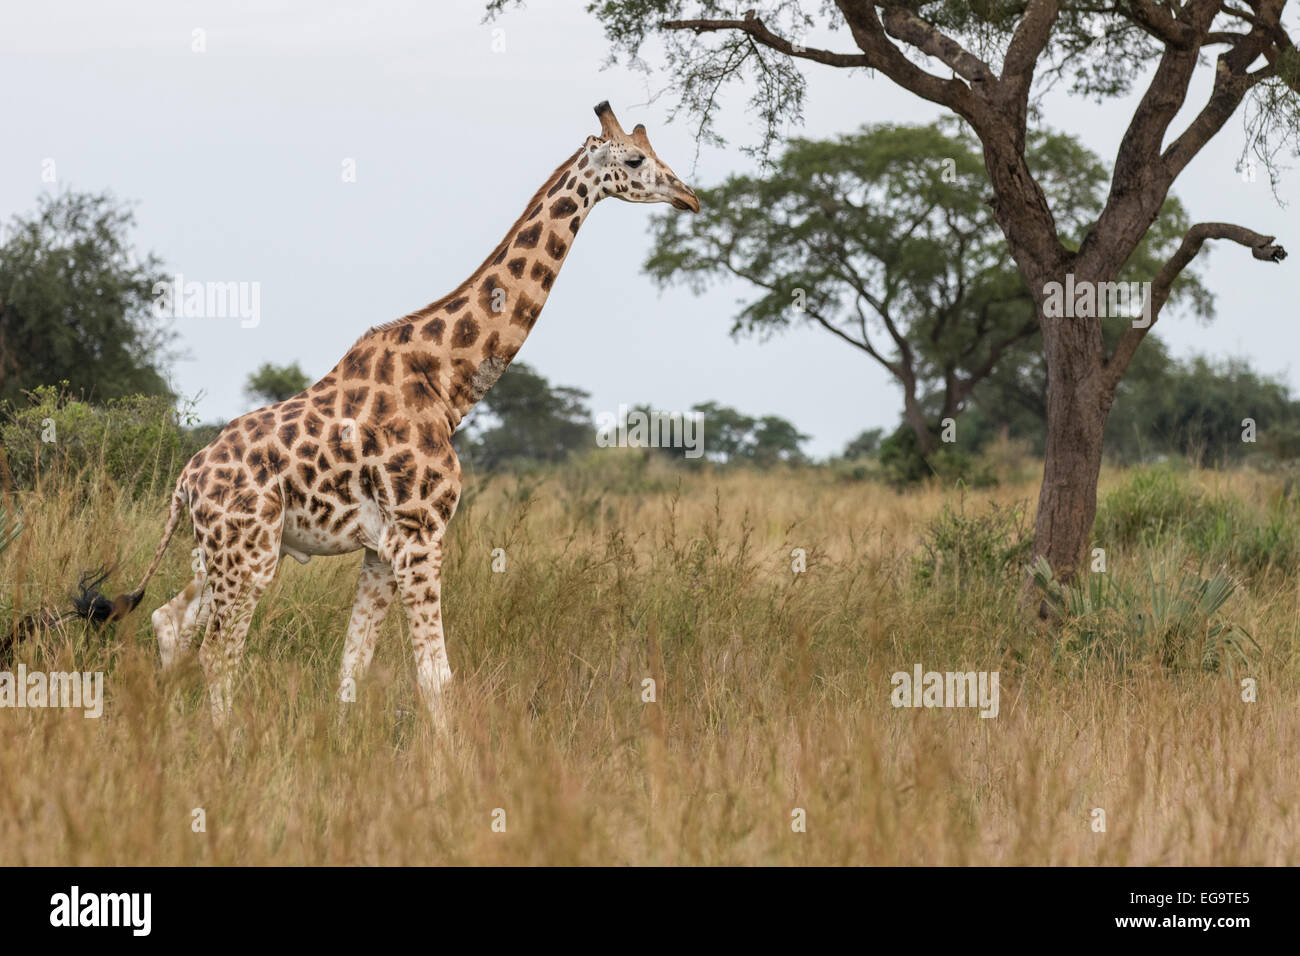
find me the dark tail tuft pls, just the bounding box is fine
[71,566,144,624]
[66,479,182,629]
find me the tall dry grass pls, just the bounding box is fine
[0,453,1297,864]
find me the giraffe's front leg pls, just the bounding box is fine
[388,532,452,727]
[337,548,398,704]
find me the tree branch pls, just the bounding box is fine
[1203,31,1252,45]
[999,0,1061,139]
[1081,0,1244,266]
[1162,17,1277,177]
[1125,0,1198,48]
[1104,221,1287,390]
[876,4,996,85]
[709,258,901,376]
[831,0,983,122]
[956,315,1041,403]
[660,13,870,68]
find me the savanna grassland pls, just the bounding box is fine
[1,450,1298,865]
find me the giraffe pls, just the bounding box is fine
[77,102,699,725]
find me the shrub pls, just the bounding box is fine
[1095,466,1300,579]
[1227,513,1300,577]
[0,385,208,499]
[878,424,996,489]
[913,498,1032,587]
[1094,465,1203,547]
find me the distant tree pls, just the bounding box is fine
[876,423,946,486]
[458,361,592,470]
[0,190,173,404]
[749,415,810,466]
[1109,354,1296,465]
[842,428,884,460]
[656,400,807,466]
[684,401,755,462]
[648,123,1033,458]
[245,361,312,407]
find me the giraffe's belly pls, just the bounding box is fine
[280,499,385,559]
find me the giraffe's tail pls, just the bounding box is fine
[72,479,188,625]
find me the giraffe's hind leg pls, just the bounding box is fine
[337,548,398,703]
[196,547,279,726]
[152,574,208,669]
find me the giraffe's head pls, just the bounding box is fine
[585,101,700,213]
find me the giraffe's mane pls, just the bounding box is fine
[359,145,587,343]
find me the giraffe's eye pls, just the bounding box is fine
[625,156,644,169]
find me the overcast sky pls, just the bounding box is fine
[3,1,1296,458]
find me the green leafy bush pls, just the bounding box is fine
[1094,465,1204,547]
[878,424,996,489]
[0,385,208,498]
[1226,513,1300,577]
[1096,466,1300,578]
[913,498,1032,587]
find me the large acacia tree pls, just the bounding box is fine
[490,0,1297,586]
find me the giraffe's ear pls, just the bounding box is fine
[589,139,612,165]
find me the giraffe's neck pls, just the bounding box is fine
[354,145,602,432]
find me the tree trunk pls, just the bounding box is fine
[1028,278,1110,591]
[1033,382,1105,583]
[902,391,937,456]
[975,131,1117,594]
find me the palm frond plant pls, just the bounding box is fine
[1030,555,1260,676]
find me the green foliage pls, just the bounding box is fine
[1095,466,1300,579]
[671,401,807,466]
[957,342,1300,466]
[1225,512,1300,579]
[1031,555,1260,675]
[1094,466,1202,548]
[0,191,174,404]
[842,428,883,461]
[913,498,1032,587]
[748,415,808,468]
[0,385,206,498]
[876,426,932,487]
[1106,355,1297,465]
[245,361,312,407]
[457,362,594,471]
[877,424,994,489]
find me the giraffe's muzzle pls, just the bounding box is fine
[664,177,700,212]
[671,187,701,213]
